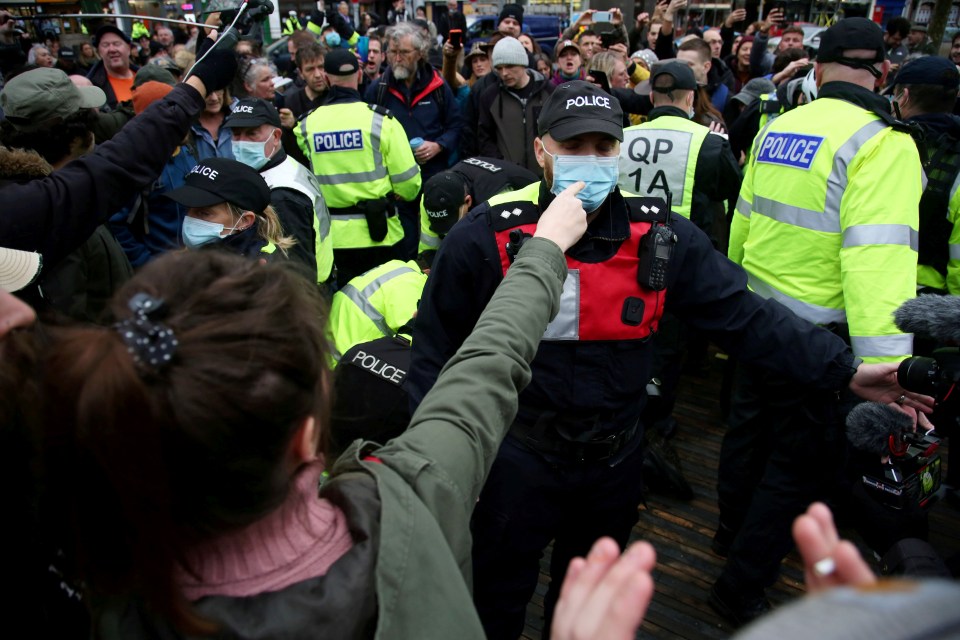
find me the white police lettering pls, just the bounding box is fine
[233,105,254,113]
[426,209,447,218]
[351,350,406,384]
[189,165,219,180]
[756,133,823,170]
[463,157,503,172]
[313,129,364,153]
[565,95,611,110]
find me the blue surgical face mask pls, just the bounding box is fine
[181,214,243,249]
[546,150,619,212]
[232,138,271,170]
[325,32,341,47]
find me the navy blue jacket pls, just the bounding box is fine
[364,63,463,179]
[409,182,859,431]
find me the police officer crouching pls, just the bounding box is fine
[225,98,333,287]
[327,258,429,456]
[296,49,422,288]
[419,156,537,260]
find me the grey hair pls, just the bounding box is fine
[242,57,277,89]
[27,45,50,65]
[385,21,431,60]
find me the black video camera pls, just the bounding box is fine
[847,402,943,511]
[898,347,960,404]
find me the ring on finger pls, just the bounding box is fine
[896,394,906,405]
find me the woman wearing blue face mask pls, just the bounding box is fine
[166,157,295,259]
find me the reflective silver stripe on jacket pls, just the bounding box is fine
[850,334,913,359]
[751,195,840,233]
[303,111,388,185]
[950,244,960,260]
[735,195,751,218]
[747,273,847,325]
[419,232,441,248]
[391,163,420,183]
[823,119,887,221]
[842,224,918,250]
[339,265,416,336]
[542,270,580,340]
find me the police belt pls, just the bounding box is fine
[328,198,396,243]
[510,409,641,464]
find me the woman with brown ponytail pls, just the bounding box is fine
[31,182,590,639]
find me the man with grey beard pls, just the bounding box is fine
[365,21,462,258]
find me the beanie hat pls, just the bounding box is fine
[492,37,528,68]
[498,3,523,27]
[132,80,174,114]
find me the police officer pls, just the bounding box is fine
[326,258,427,365]
[890,56,960,295]
[715,18,922,626]
[409,79,921,639]
[619,61,741,439]
[620,61,741,232]
[418,156,537,257]
[225,98,333,286]
[296,49,421,287]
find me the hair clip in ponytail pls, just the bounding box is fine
[114,292,179,371]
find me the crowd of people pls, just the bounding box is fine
[0,1,958,638]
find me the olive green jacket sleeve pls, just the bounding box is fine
[333,237,566,639]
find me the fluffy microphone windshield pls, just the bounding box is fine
[846,402,914,456]
[894,295,960,344]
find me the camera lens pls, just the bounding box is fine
[898,356,938,394]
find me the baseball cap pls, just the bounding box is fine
[650,60,697,92]
[224,98,282,128]
[537,80,624,142]
[910,21,928,32]
[892,55,960,89]
[0,248,42,293]
[325,48,360,75]
[133,63,177,88]
[817,18,885,66]
[465,41,491,61]
[166,158,271,212]
[0,67,105,132]
[732,77,776,106]
[422,172,468,235]
[93,24,132,47]
[557,39,581,56]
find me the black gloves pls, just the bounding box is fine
[189,37,239,92]
[326,8,356,41]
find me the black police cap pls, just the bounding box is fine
[324,48,360,76]
[166,158,271,212]
[224,98,282,129]
[817,17,885,65]
[537,80,623,142]
[892,55,960,89]
[650,60,698,93]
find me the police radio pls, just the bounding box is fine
[637,192,677,291]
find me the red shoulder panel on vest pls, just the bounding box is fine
[488,200,540,231]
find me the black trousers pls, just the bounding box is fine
[471,434,646,640]
[716,363,848,595]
